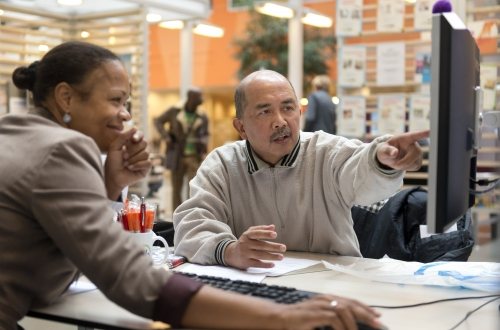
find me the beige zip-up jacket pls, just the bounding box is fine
[174,131,404,265]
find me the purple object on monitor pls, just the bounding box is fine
[432,0,453,13]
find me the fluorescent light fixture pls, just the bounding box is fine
[193,23,224,38]
[255,2,294,19]
[57,0,82,6]
[38,44,49,52]
[146,13,162,23]
[302,11,333,28]
[159,20,184,29]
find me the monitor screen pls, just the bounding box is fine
[426,12,481,233]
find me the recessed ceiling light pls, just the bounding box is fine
[57,0,83,6]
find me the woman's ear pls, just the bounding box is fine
[53,82,74,111]
[232,118,247,140]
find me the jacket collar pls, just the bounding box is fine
[244,137,301,174]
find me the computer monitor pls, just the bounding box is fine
[426,12,481,233]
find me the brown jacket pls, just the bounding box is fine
[0,110,201,329]
[154,106,209,170]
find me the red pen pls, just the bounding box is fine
[168,256,186,269]
[140,197,146,233]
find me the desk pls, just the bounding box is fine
[26,252,499,330]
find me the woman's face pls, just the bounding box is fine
[68,59,131,152]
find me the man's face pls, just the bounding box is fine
[233,74,301,165]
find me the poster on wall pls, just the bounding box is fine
[373,94,406,135]
[413,0,433,30]
[376,0,405,33]
[0,84,7,116]
[414,51,431,84]
[376,42,406,86]
[339,46,366,87]
[336,0,363,36]
[480,64,498,110]
[409,94,431,131]
[337,96,366,138]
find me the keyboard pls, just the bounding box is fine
[178,272,315,304]
[178,272,380,330]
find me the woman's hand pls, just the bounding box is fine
[276,294,383,330]
[104,128,152,200]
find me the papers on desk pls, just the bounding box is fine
[323,257,500,292]
[67,280,97,295]
[179,257,321,283]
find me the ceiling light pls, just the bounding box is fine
[57,0,82,6]
[302,11,333,28]
[80,31,90,38]
[159,20,184,29]
[146,13,162,23]
[193,23,224,38]
[38,44,49,52]
[255,2,294,19]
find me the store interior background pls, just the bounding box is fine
[0,1,497,328]
[0,0,498,243]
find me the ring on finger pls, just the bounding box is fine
[330,300,338,308]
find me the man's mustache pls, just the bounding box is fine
[270,126,291,141]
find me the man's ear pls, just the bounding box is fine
[53,82,74,111]
[232,118,247,140]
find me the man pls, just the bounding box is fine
[303,75,336,134]
[154,87,209,211]
[173,70,427,270]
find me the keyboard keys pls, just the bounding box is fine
[178,272,315,304]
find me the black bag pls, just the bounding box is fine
[352,187,475,262]
[153,221,175,247]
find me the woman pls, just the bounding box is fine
[0,41,382,330]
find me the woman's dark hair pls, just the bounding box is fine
[12,41,120,106]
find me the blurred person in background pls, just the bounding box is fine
[303,75,336,134]
[154,87,209,211]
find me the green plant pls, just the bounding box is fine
[233,6,336,95]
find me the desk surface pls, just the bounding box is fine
[28,252,500,330]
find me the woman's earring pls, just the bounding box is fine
[62,112,72,124]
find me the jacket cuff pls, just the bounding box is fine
[153,273,203,328]
[215,239,235,266]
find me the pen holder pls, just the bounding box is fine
[128,231,169,266]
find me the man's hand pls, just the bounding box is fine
[224,224,287,270]
[104,128,152,200]
[376,130,429,171]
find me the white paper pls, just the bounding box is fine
[337,96,366,138]
[409,94,430,131]
[339,46,366,87]
[322,258,500,292]
[377,43,406,86]
[246,257,321,276]
[336,0,363,36]
[480,64,497,110]
[376,0,405,32]
[179,257,322,283]
[374,94,406,135]
[413,0,433,31]
[67,280,97,295]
